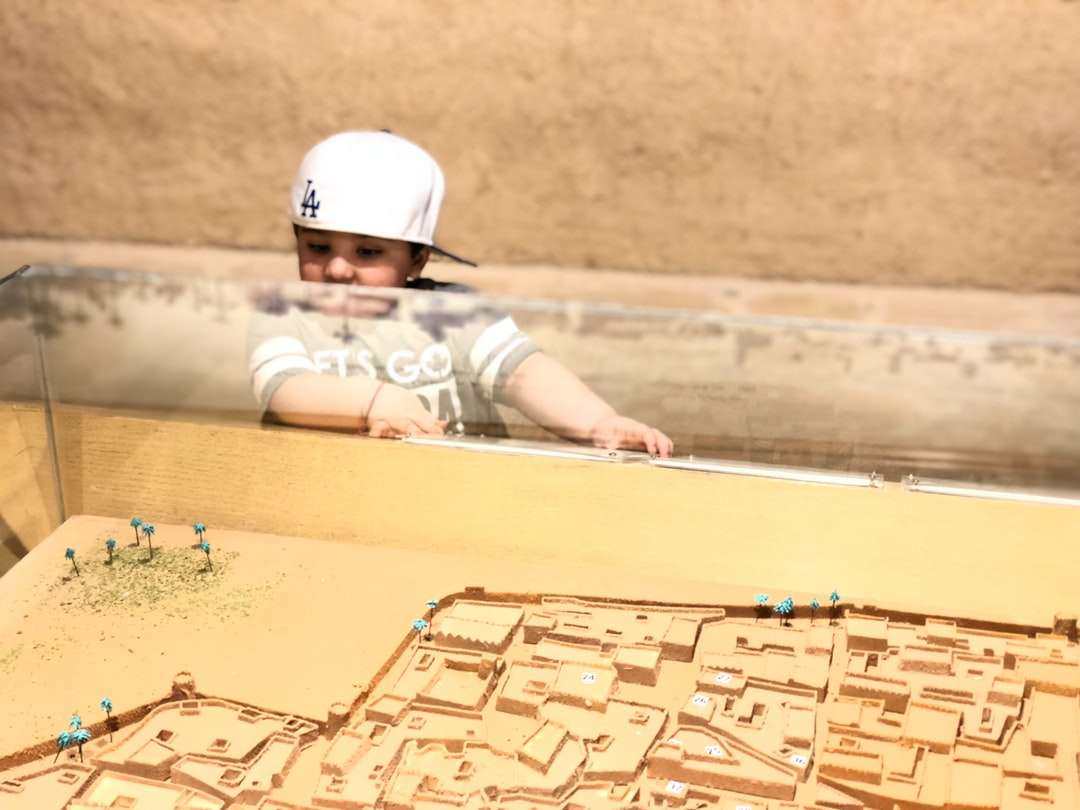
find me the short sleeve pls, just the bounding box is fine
[463,314,541,403]
[247,308,316,414]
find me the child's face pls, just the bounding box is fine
[296,227,429,287]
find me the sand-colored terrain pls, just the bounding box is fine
[2,3,1079,291]
[1,526,1076,808]
[1,514,1078,765]
[0,516,769,762]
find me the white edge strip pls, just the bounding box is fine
[651,457,882,488]
[402,436,624,463]
[902,478,1080,508]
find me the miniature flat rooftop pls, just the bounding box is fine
[5,591,1077,809]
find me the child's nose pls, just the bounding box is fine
[325,255,357,282]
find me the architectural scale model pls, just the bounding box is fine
[1,592,1077,809]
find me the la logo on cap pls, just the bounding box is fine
[300,180,320,218]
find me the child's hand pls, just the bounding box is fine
[588,414,674,458]
[365,383,447,438]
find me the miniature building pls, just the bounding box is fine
[497,660,558,717]
[900,700,962,753]
[0,763,95,810]
[534,636,613,669]
[532,597,724,662]
[92,699,316,783]
[613,643,662,685]
[432,600,524,653]
[290,602,1080,808]
[698,621,834,701]
[646,727,799,800]
[838,671,911,712]
[517,721,569,773]
[548,661,617,711]
[845,614,889,652]
[4,594,1079,810]
[69,771,224,810]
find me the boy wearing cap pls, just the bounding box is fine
[249,131,673,456]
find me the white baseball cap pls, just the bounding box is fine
[289,130,475,266]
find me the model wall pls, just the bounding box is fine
[1,1,1078,291]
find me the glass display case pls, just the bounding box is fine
[1,263,1078,809]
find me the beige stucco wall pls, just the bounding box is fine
[2,1,1078,290]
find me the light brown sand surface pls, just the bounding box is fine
[0,516,758,760]
[2,511,1078,763]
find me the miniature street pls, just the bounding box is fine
[2,592,1077,809]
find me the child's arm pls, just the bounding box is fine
[501,352,674,457]
[268,374,446,437]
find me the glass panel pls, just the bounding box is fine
[0,267,64,574]
[14,264,1080,490]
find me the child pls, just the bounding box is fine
[249,131,673,457]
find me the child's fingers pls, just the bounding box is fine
[650,428,674,458]
[368,418,415,438]
[368,416,446,439]
[408,419,445,437]
[642,429,658,456]
[636,425,674,458]
[411,410,444,435]
[658,431,674,458]
[367,419,393,438]
[589,417,673,457]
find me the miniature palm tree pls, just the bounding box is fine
[193,522,207,542]
[65,547,79,577]
[829,589,841,623]
[71,727,92,762]
[142,523,156,559]
[425,599,438,635]
[53,730,72,762]
[69,712,82,730]
[754,593,769,622]
[775,597,794,626]
[809,598,821,624]
[105,537,117,564]
[200,541,212,571]
[412,618,429,645]
[101,697,114,741]
[130,517,142,545]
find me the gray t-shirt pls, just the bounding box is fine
[248,288,539,434]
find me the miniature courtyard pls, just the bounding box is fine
[2,591,1077,809]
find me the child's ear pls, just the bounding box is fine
[408,245,431,279]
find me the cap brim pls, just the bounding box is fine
[430,243,477,267]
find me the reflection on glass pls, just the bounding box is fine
[2,264,1079,489]
[248,282,673,456]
